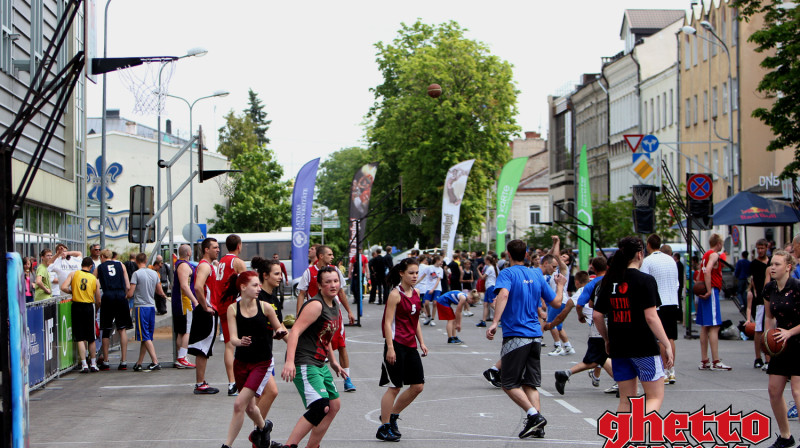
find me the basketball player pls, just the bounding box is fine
[190,238,221,394]
[217,234,248,396]
[173,244,197,369]
[96,249,131,370]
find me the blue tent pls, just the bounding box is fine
[673,191,799,228]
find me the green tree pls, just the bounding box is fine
[591,192,679,248]
[523,227,565,252]
[244,88,271,147]
[209,113,290,233]
[366,20,520,248]
[731,1,800,179]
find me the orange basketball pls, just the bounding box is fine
[427,83,442,98]
[763,329,786,357]
[744,321,756,338]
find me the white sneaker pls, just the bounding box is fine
[604,383,619,394]
[547,346,563,356]
[423,318,431,326]
[463,311,474,317]
[430,320,436,326]
[560,346,576,356]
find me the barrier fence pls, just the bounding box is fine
[25,295,81,390]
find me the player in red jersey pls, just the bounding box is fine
[217,234,248,396]
[189,238,221,394]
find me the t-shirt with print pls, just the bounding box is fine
[494,265,556,338]
[416,264,434,292]
[430,266,443,291]
[131,268,159,307]
[294,295,340,367]
[763,277,800,349]
[593,269,661,358]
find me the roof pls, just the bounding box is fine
[622,9,685,35]
[518,168,549,191]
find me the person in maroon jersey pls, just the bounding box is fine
[189,238,221,394]
[376,258,428,442]
[217,234,248,396]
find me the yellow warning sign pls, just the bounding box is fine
[633,158,654,179]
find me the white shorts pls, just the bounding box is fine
[754,305,765,333]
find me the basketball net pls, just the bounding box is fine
[407,209,426,226]
[118,59,176,115]
[632,185,656,208]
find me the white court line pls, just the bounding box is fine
[554,399,582,414]
[584,417,598,427]
[538,388,553,397]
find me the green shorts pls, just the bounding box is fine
[293,364,340,408]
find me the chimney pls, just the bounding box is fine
[165,119,172,135]
[125,120,136,134]
[525,131,541,140]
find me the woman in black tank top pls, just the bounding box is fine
[223,272,286,448]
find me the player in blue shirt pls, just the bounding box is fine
[486,239,565,439]
[435,289,480,344]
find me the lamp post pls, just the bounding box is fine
[155,47,207,247]
[681,23,735,197]
[99,0,112,249]
[165,90,230,243]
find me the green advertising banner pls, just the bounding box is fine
[496,157,528,254]
[57,298,75,370]
[577,144,594,271]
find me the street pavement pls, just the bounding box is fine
[29,296,793,447]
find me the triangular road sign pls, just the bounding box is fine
[624,134,644,153]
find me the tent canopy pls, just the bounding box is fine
[671,191,799,228]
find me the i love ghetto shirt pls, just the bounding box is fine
[593,268,661,358]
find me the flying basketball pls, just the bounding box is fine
[744,321,756,338]
[763,328,786,357]
[427,83,442,98]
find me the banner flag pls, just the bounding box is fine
[348,163,379,257]
[440,160,475,261]
[291,158,320,280]
[577,144,594,271]
[495,157,528,255]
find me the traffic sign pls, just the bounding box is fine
[732,226,740,246]
[630,157,655,181]
[624,134,644,153]
[310,216,322,225]
[687,174,713,201]
[322,220,340,228]
[641,135,659,153]
[310,231,323,236]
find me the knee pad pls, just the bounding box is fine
[303,398,330,426]
[101,328,113,339]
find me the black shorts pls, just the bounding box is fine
[658,305,679,340]
[582,337,609,366]
[500,337,542,389]
[99,298,132,332]
[172,310,187,334]
[188,307,217,358]
[71,301,96,342]
[380,340,424,387]
[766,343,800,377]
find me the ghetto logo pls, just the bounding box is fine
[598,396,770,448]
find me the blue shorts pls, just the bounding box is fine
[484,285,496,304]
[546,303,566,331]
[612,355,665,382]
[695,287,723,327]
[133,306,155,342]
[422,290,441,303]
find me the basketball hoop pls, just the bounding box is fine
[407,209,426,226]
[117,57,177,115]
[632,185,659,208]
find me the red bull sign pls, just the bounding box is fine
[740,207,777,220]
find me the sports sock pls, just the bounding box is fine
[90,358,97,367]
[344,368,350,377]
[526,407,538,417]
[564,342,572,348]
[589,371,599,380]
[490,366,499,372]
[229,382,235,388]
[564,370,572,378]
[554,342,562,348]
[178,348,188,358]
[196,382,204,387]
[81,360,88,368]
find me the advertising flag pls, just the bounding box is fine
[291,158,320,280]
[441,160,475,261]
[349,162,379,257]
[495,157,528,254]
[577,144,594,271]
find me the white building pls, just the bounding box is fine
[508,132,550,240]
[86,113,230,252]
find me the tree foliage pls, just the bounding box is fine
[591,192,678,248]
[209,112,290,233]
[731,0,800,179]
[366,20,520,249]
[244,88,271,147]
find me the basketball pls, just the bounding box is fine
[763,328,786,357]
[744,321,756,338]
[692,281,707,297]
[427,83,442,98]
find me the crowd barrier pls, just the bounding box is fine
[25,295,81,390]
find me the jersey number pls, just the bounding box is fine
[79,278,88,291]
[107,265,116,276]
[216,264,225,281]
[411,304,417,315]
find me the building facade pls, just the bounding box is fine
[571,74,609,201]
[547,94,575,220]
[508,132,550,240]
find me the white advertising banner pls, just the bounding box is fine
[440,159,475,261]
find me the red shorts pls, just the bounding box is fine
[331,325,346,350]
[437,302,455,320]
[218,301,234,342]
[233,359,273,396]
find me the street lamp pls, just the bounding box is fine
[155,47,208,247]
[682,23,736,197]
[165,90,230,242]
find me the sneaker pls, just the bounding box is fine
[194,382,220,395]
[376,423,401,441]
[89,365,99,373]
[228,383,239,396]
[547,346,563,356]
[451,337,463,344]
[132,364,143,372]
[712,360,732,371]
[463,311,474,317]
[664,375,670,384]
[754,358,765,369]
[560,345,576,356]
[767,435,795,448]
[98,361,110,371]
[763,362,770,372]
[176,357,196,369]
[249,420,272,448]
[554,370,569,395]
[344,377,356,392]
[118,362,127,371]
[668,370,676,384]
[389,413,402,436]
[531,428,545,438]
[423,318,431,326]
[698,359,711,370]
[476,321,486,327]
[146,363,161,371]
[80,366,89,373]
[604,383,619,394]
[588,371,600,387]
[788,402,798,419]
[430,320,436,326]
[519,413,547,439]
[482,368,500,387]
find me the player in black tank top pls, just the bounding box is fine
[223,272,286,448]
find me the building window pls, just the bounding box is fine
[529,205,541,225]
[703,29,709,61]
[721,8,727,44]
[704,152,709,173]
[662,93,667,129]
[685,98,691,127]
[732,9,738,47]
[0,0,11,72]
[732,78,738,110]
[693,95,698,125]
[643,101,648,133]
[684,36,691,70]
[723,149,729,180]
[693,155,699,173]
[723,81,729,115]
[670,90,674,125]
[56,0,68,71]
[713,149,719,179]
[712,86,718,118]
[703,91,708,122]
[655,97,659,132]
[693,34,699,66]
